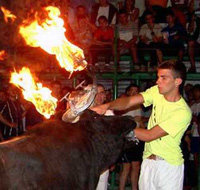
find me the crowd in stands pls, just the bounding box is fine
[54,0,200,72]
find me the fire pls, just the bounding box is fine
[1,6,16,23]
[0,50,7,61]
[19,6,87,73]
[10,67,57,119]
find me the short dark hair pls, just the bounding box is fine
[193,84,200,91]
[158,60,187,91]
[98,15,108,22]
[125,84,139,94]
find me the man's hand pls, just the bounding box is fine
[90,103,109,115]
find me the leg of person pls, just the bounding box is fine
[96,170,109,190]
[119,163,131,190]
[139,159,184,190]
[156,49,163,65]
[130,43,139,65]
[130,161,140,190]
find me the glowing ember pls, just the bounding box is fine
[19,6,87,73]
[10,67,57,119]
[1,6,16,23]
[0,50,7,61]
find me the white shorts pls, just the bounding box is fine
[139,158,184,190]
[96,170,109,190]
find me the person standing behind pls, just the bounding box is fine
[90,16,114,65]
[161,11,187,62]
[91,0,118,26]
[118,84,145,190]
[72,5,96,57]
[91,60,192,190]
[94,84,114,190]
[186,12,200,72]
[117,10,139,68]
[0,85,24,139]
[138,11,163,70]
[190,84,200,175]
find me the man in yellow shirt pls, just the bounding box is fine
[92,60,192,189]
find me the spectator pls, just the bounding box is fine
[122,0,139,23]
[91,0,118,26]
[160,11,187,62]
[72,5,96,57]
[90,16,114,65]
[190,84,200,172]
[184,83,194,106]
[94,84,114,190]
[186,12,200,72]
[138,11,163,70]
[117,10,139,68]
[118,84,145,190]
[0,85,24,139]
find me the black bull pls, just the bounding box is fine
[0,110,137,190]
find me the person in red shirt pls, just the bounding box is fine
[90,16,114,65]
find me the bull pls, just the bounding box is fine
[0,110,136,190]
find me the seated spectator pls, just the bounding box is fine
[122,0,139,23]
[91,0,118,26]
[138,11,163,69]
[118,84,145,190]
[117,10,139,68]
[90,16,114,65]
[186,12,200,72]
[160,11,187,62]
[72,5,96,57]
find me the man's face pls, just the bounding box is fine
[98,18,108,29]
[119,13,128,25]
[127,87,139,96]
[156,69,179,96]
[145,14,154,24]
[166,15,175,25]
[77,7,86,17]
[7,86,18,99]
[94,86,106,105]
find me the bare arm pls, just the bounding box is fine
[134,125,168,142]
[91,94,144,115]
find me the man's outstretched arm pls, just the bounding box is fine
[91,94,144,115]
